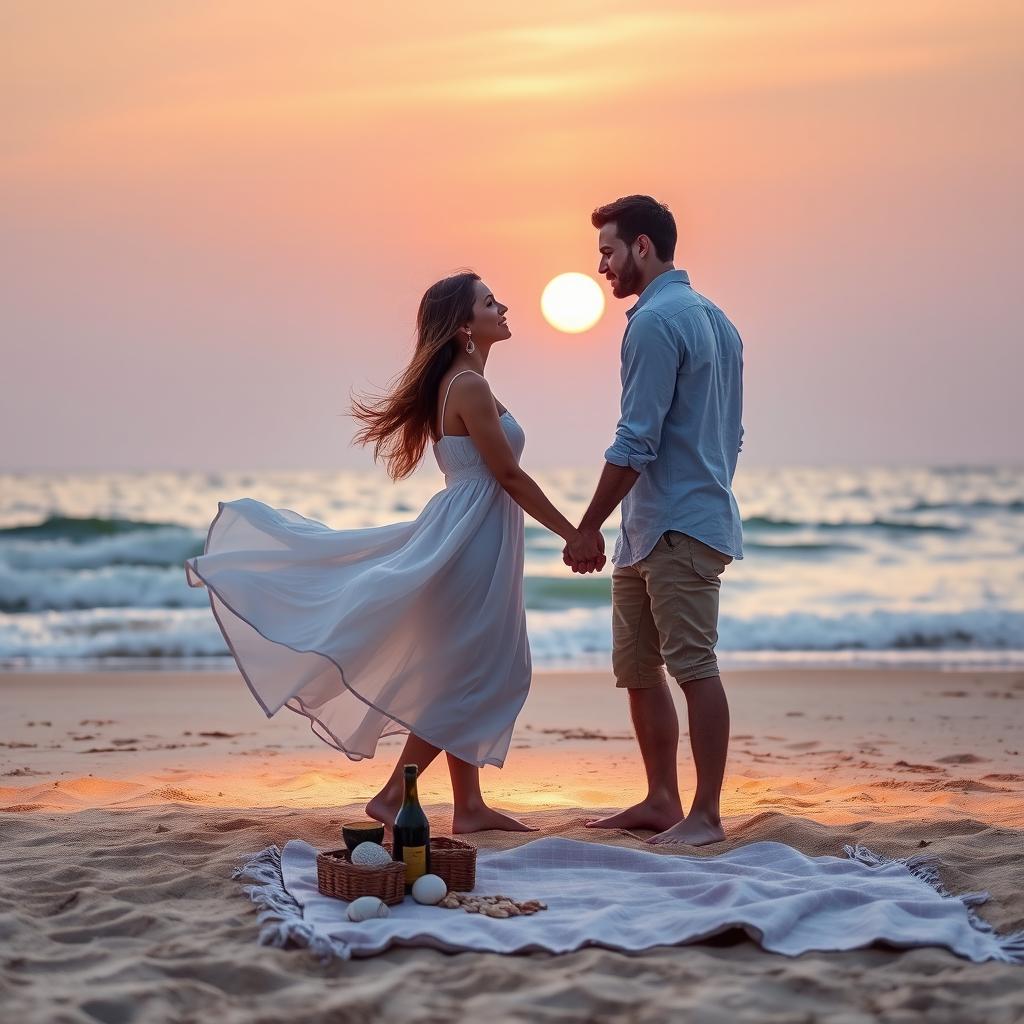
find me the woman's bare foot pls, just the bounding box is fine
[453,804,538,834]
[646,812,725,847]
[365,789,401,828]
[584,797,684,833]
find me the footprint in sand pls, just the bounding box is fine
[935,779,1012,793]
[936,753,988,764]
[785,740,821,751]
[210,816,263,832]
[540,728,633,741]
[894,760,944,773]
[754,795,816,808]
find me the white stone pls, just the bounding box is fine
[411,873,448,906]
[346,895,390,922]
[350,842,393,867]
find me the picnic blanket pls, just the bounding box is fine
[235,836,1024,963]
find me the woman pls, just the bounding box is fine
[185,272,602,832]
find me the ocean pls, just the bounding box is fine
[1,465,1021,670]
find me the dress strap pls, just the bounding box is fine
[439,369,480,438]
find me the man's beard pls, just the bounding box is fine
[616,251,641,295]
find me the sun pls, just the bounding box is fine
[540,273,605,334]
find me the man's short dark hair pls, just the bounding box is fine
[591,195,676,262]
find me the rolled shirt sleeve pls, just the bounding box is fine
[604,311,681,473]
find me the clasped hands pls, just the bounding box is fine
[563,527,606,575]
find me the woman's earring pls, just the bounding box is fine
[465,329,475,354]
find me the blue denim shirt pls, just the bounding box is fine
[605,269,744,567]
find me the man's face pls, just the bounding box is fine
[597,223,641,299]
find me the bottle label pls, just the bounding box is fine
[402,845,427,884]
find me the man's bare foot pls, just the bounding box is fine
[646,812,725,847]
[453,805,538,834]
[365,790,401,828]
[584,798,684,833]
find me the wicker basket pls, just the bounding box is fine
[316,837,477,903]
[429,836,477,892]
[316,848,406,906]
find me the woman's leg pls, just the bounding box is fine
[365,733,442,826]
[446,752,537,833]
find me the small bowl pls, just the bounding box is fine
[342,819,385,852]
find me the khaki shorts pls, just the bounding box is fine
[612,531,732,688]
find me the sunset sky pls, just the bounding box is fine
[2,1,1021,471]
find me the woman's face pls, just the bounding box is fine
[467,280,511,344]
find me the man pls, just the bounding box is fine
[565,194,744,846]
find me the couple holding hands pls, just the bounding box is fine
[186,194,744,847]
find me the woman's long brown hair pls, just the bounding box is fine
[351,272,480,481]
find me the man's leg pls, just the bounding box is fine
[648,675,728,845]
[586,562,684,831]
[642,533,731,846]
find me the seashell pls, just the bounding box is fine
[346,895,390,922]
[350,842,393,867]
[411,873,448,906]
[434,890,545,917]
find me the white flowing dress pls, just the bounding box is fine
[185,376,531,768]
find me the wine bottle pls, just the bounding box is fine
[392,764,430,888]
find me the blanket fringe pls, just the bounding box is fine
[233,845,351,962]
[844,843,1024,964]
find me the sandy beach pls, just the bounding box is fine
[2,667,1022,1022]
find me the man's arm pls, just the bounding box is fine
[566,311,680,572]
[603,310,680,475]
[579,462,640,534]
[561,462,639,573]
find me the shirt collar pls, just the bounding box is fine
[626,269,690,318]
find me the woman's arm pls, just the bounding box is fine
[453,374,595,557]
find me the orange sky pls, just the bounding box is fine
[2,1,1022,470]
